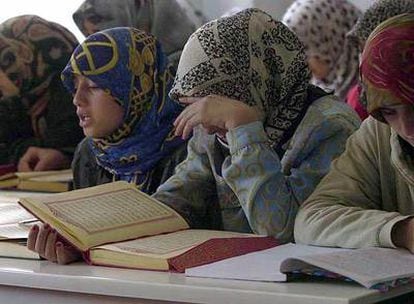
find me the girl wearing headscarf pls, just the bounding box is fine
[295,14,414,252]
[28,27,188,264]
[0,15,83,170]
[346,0,414,121]
[27,9,359,264]
[152,8,359,242]
[282,0,361,102]
[62,27,187,194]
[72,0,205,68]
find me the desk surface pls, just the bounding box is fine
[0,258,413,304]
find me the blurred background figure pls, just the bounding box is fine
[72,0,206,67]
[0,15,83,171]
[282,0,361,102]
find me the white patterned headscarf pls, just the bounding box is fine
[170,8,313,148]
[347,0,414,50]
[282,0,361,100]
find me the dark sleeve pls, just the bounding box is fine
[1,77,84,164]
[0,96,34,164]
[71,138,112,190]
[40,77,84,156]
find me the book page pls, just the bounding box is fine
[185,243,347,281]
[19,181,189,250]
[26,170,72,182]
[44,188,177,234]
[282,247,414,288]
[14,169,72,180]
[0,223,31,239]
[0,202,35,225]
[97,230,253,257]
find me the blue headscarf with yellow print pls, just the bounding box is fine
[61,27,184,189]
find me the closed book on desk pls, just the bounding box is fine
[0,169,72,192]
[186,243,414,291]
[18,181,278,272]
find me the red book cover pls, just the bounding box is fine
[0,163,16,176]
[168,236,279,273]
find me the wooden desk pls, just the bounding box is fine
[0,258,413,304]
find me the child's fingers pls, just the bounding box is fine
[178,97,198,105]
[34,224,51,256]
[44,231,58,262]
[56,242,82,265]
[27,225,39,251]
[182,115,199,140]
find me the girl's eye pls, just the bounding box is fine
[88,86,101,91]
[380,108,396,116]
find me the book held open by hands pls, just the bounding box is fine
[18,181,278,271]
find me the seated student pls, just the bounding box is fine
[28,9,360,264]
[65,27,187,193]
[346,0,414,121]
[295,14,414,251]
[282,0,361,102]
[72,0,205,68]
[0,15,83,171]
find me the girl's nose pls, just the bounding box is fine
[73,88,86,107]
[399,107,414,135]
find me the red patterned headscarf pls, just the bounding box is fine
[360,13,414,121]
[0,15,77,137]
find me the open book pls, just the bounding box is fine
[185,243,414,290]
[18,181,278,271]
[0,169,72,192]
[0,197,41,259]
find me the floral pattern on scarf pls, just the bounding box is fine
[282,0,361,101]
[169,8,312,149]
[0,15,77,138]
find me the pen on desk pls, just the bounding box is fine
[18,218,40,226]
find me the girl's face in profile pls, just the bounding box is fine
[73,75,124,139]
[0,69,19,98]
[380,103,414,147]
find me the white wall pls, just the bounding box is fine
[0,0,378,42]
[0,0,85,42]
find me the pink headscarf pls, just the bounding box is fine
[360,13,414,120]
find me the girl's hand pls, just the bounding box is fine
[174,94,263,140]
[18,147,71,172]
[27,224,82,264]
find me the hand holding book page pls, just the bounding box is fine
[21,181,278,271]
[186,243,414,290]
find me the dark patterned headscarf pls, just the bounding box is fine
[0,15,77,138]
[348,0,414,50]
[282,0,361,101]
[360,14,414,122]
[170,8,312,148]
[61,27,184,190]
[72,0,204,62]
